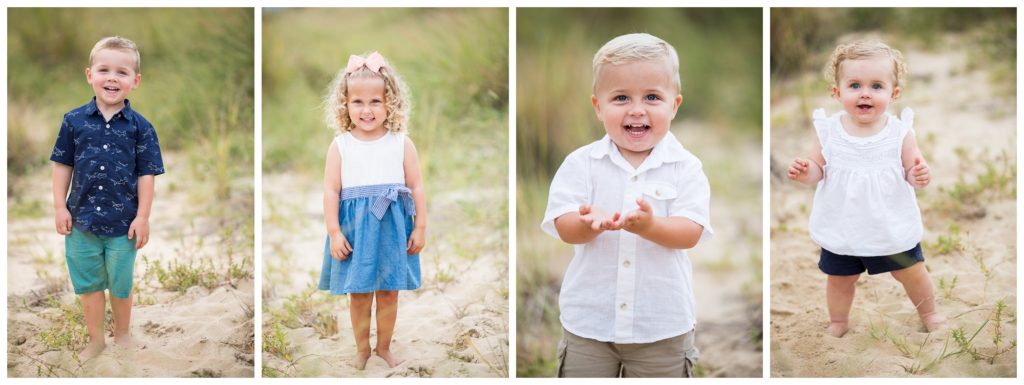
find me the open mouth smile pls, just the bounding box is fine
[623,123,651,138]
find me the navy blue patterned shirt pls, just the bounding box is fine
[50,98,165,236]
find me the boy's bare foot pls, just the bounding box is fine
[375,348,405,368]
[352,350,371,370]
[826,321,850,337]
[921,312,946,332]
[79,340,106,361]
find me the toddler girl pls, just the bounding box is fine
[318,52,427,369]
[787,40,944,337]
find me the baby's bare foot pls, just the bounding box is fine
[79,340,106,361]
[827,321,850,337]
[921,312,946,333]
[352,350,371,370]
[375,348,405,368]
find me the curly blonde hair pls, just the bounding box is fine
[324,55,411,134]
[824,40,907,88]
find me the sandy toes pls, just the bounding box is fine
[375,349,405,368]
[826,322,850,338]
[352,351,372,370]
[79,340,107,362]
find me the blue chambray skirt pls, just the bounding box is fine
[318,183,421,294]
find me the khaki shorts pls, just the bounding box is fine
[556,328,699,378]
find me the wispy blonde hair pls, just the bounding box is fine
[592,33,681,93]
[89,36,141,73]
[324,54,411,134]
[824,40,906,87]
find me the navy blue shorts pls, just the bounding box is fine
[818,243,924,276]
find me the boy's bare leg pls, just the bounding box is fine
[80,291,107,360]
[110,294,135,348]
[826,274,860,337]
[373,290,404,368]
[891,262,945,332]
[349,293,374,369]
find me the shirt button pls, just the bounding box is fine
[631,175,638,182]
[98,186,104,190]
[103,145,109,149]
[623,260,631,268]
[620,303,627,310]
[100,166,105,171]
[106,124,110,128]
[96,206,101,211]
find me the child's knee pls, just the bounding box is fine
[828,274,860,287]
[375,290,399,304]
[890,262,925,283]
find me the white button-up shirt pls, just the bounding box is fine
[541,133,713,343]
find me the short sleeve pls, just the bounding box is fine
[900,107,915,136]
[811,108,829,148]
[540,150,590,239]
[134,119,165,176]
[668,158,714,244]
[50,116,75,166]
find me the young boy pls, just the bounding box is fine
[51,36,165,361]
[541,33,713,377]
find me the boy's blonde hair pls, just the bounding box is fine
[89,36,141,73]
[324,54,411,134]
[824,40,906,87]
[592,33,681,93]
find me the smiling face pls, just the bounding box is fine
[832,56,901,130]
[86,48,141,112]
[591,59,682,166]
[345,76,388,140]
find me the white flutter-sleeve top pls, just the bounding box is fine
[808,108,923,256]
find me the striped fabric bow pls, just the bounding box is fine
[368,185,416,220]
[345,51,387,75]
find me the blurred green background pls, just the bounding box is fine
[7,8,254,216]
[771,8,1015,91]
[263,8,508,177]
[517,8,763,377]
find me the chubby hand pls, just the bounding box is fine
[787,158,811,181]
[578,204,621,231]
[407,227,425,255]
[128,216,150,249]
[330,232,353,260]
[618,198,655,234]
[55,207,73,235]
[907,157,930,188]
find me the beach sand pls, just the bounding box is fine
[7,155,255,377]
[261,173,508,378]
[770,39,1016,377]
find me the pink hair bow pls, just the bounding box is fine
[345,52,386,75]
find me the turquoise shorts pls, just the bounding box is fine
[65,228,137,299]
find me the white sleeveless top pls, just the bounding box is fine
[335,132,406,188]
[808,108,922,256]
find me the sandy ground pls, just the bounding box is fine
[261,173,509,378]
[7,155,255,377]
[770,40,1016,377]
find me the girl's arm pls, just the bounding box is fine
[901,134,930,188]
[403,136,427,255]
[788,140,826,185]
[323,142,352,259]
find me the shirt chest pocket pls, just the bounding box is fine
[640,182,677,217]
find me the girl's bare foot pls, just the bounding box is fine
[352,350,371,370]
[827,321,850,337]
[114,334,139,350]
[79,340,106,361]
[375,348,405,368]
[921,312,946,332]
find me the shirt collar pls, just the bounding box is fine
[84,97,136,122]
[588,133,687,171]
